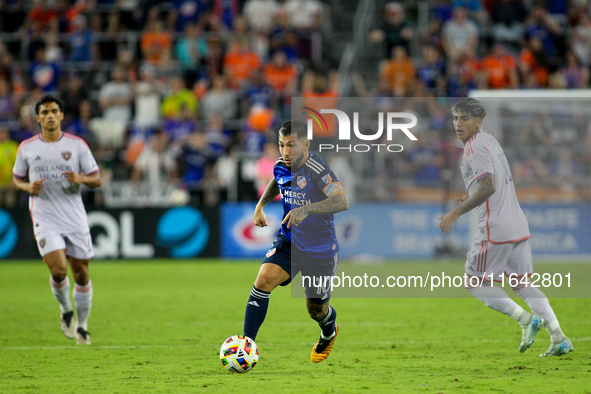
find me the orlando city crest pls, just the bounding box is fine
[39,239,46,248]
[61,151,72,161]
[297,176,307,189]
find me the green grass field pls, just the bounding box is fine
[1,260,589,393]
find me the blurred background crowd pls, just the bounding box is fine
[0,0,590,209]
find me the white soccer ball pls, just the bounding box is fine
[219,335,259,373]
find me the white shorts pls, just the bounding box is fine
[36,232,95,260]
[465,234,532,283]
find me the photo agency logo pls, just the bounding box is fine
[302,107,418,153]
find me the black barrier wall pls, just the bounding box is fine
[0,207,220,259]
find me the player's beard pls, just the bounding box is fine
[289,151,307,170]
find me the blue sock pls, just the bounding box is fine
[319,305,337,338]
[243,286,271,341]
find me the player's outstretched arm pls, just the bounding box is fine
[439,174,495,234]
[283,194,349,228]
[254,178,279,227]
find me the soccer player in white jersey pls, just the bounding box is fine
[438,98,572,357]
[12,95,102,345]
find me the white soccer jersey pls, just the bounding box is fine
[12,133,99,237]
[461,130,530,244]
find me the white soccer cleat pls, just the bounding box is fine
[519,315,544,353]
[540,338,573,357]
[61,311,76,339]
[76,327,91,345]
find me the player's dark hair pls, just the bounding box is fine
[451,98,486,119]
[35,95,65,115]
[278,120,308,139]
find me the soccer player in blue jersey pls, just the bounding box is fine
[243,119,349,363]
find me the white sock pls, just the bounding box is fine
[50,276,73,313]
[513,286,566,343]
[74,280,93,331]
[468,286,531,325]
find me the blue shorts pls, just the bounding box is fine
[262,233,338,304]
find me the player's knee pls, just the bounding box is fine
[50,269,67,282]
[306,303,326,321]
[254,273,281,292]
[70,260,89,284]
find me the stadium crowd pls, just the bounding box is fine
[0,0,590,208]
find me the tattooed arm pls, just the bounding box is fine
[282,194,349,228]
[254,178,280,227]
[438,174,495,234]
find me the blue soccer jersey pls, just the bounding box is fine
[274,153,344,259]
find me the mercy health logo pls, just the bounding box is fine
[302,108,418,153]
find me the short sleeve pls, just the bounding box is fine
[79,141,99,175]
[310,161,345,198]
[468,144,494,181]
[12,145,29,179]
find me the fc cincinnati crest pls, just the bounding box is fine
[39,239,46,248]
[61,151,72,161]
[297,176,307,189]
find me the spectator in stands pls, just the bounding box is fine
[163,104,198,143]
[244,0,279,34]
[379,46,416,96]
[212,0,241,29]
[406,130,443,187]
[560,51,589,89]
[419,18,444,51]
[442,6,479,62]
[518,36,550,88]
[302,68,339,138]
[200,75,237,120]
[241,70,274,116]
[368,2,412,58]
[45,33,65,63]
[490,4,525,56]
[141,18,173,65]
[416,45,446,94]
[284,0,323,31]
[60,72,89,120]
[68,14,97,63]
[223,40,262,90]
[161,76,198,119]
[19,0,58,37]
[29,45,60,93]
[203,113,231,159]
[269,9,299,61]
[175,23,209,87]
[98,66,133,124]
[452,0,488,26]
[62,99,92,141]
[447,48,479,96]
[0,79,16,121]
[134,63,163,131]
[263,50,297,112]
[254,140,281,199]
[480,43,518,89]
[168,0,206,32]
[0,126,18,208]
[490,0,527,26]
[132,131,176,185]
[550,147,581,193]
[524,4,562,59]
[176,129,214,191]
[571,13,591,66]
